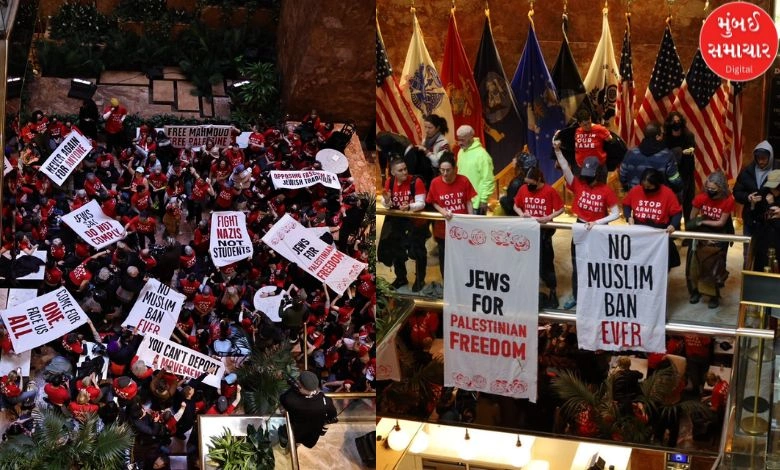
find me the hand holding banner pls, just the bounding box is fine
[135,333,226,388]
[270,171,341,190]
[122,278,185,338]
[0,288,89,353]
[40,132,93,186]
[209,211,254,268]
[61,200,126,249]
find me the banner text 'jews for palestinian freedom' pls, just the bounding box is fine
[574,224,668,352]
[270,171,341,190]
[0,288,88,353]
[61,200,126,249]
[40,132,93,186]
[122,279,185,338]
[163,125,232,149]
[209,211,254,268]
[262,214,365,295]
[135,333,225,388]
[444,217,539,401]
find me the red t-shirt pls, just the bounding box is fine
[623,185,682,226]
[513,184,563,218]
[426,175,477,239]
[568,179,619,222]
[710,379,729,412]
[103,105,127,134]
[68,262,92,286]
[574,124,611,167]
[384,176,426,208]
[44,383,70,406]
[692,193,735,223]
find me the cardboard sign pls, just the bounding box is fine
[40,132,93,186]
[270,171,341,190]
[122,279,185,339]
[574,224,668,353]
[0,288,88,353]
[163,125,233,149]
[135,333,225,388]
[261,214,366,295]
[443,216,539,401]
[209,211,254,268]
[61,200,126,249]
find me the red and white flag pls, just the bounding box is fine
[376,21,422,143]
[723,82,745,182]
[615,19,635,145]
[671,50,729,190]
[632,27,684,146]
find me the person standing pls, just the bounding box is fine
[620,122,683,193]
[572,109,613,169]
[279,371,337,449]
[426,152,476,280]
[732,141,775,264]
[513,166,564,307]
[420,114,450,170]
[78,98,99,140]
[102,97,128,152]
[664,112,697,228]
[554,145,620,309]
[686,171,735,309]
[455,125,494,215]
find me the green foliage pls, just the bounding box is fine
[231,61,279,118]
[114,0,167,22]
[246,423,275,470]
[49,2,113,44]
[237,342,299,415]
[0,408,134,469]
[35,38,105,78]
[207,428,256,470]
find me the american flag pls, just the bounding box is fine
[632,27,684,146]
[615,21,635,145]
[376,22,422,143]
[724,81,745,182]
[671,50,729,190]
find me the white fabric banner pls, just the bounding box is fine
[573,224,668,353]
[122,278,185,339]
[261,214,366,295]
[583,11,620,128]
[252,286,287,322]
[443,216,539,401]
[40,132,93,186]
[0,289,37,376]
[0,288,88,353]
[163,125,232,149]
[209,211,254,268]
[61,200,127,249]
[376,321,402,382]
[135,333,225,388]
[270,171,341,190]
[3,157,12,176]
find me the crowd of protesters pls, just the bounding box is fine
[0,99,376,468]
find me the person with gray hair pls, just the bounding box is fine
[455,125,495,215]
[686,170,735,308]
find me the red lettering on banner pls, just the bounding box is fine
[600,321,642,347]
[137,318,161,335]
[42,301,65,327]
[449,332,526,359]
[7,315,32,339]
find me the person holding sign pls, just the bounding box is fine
[513,166,564,308]
[102,98,128,153]
[623,168,683,269]
[686,171,735,309]
[426,151,476,279]
[554,145,620,309]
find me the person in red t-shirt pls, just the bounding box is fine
[623,168,683,271]
[102,97,128,152]
[125,212,158,249]
[205,386,241,415]
[687,170,735,308]
[571,109,613,168]
[43,374,70,407]
[513,166,565,306]
[0,369,37,410]
[382,158,428,292]
[705,372,729,414]
[426,152,476,279]
[555,146,619,309]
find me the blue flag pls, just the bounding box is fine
[511,24,565,183]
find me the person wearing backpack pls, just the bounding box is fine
[379,158,428,292]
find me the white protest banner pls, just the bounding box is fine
[573,224,668,353]
[270,171,341,190]
[261,214,366,295]
[135,333,225,388]
[376,320,402,381]
[40,132,93,186]
[0,287,88,353]
[209,211,254,268]
[3,157,13,176]
[443,216,539,401]
[0,289,37,376]
[252,286,287,322]
[163,125,232,149]
[122,278,185,338]
[61,199,126,249]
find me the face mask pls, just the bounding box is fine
[643,186,659,194]
[706,189,719,198]
[581,175,595,185]
[527,184,537,191]
[671,123,682,131]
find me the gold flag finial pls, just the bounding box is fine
[528,0,535,29]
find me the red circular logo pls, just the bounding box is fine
[699,2,779,81]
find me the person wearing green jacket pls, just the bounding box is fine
[455,125,495,214]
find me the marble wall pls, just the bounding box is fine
[377,0,770,163]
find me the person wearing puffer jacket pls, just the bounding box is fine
[732,140,775,264]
